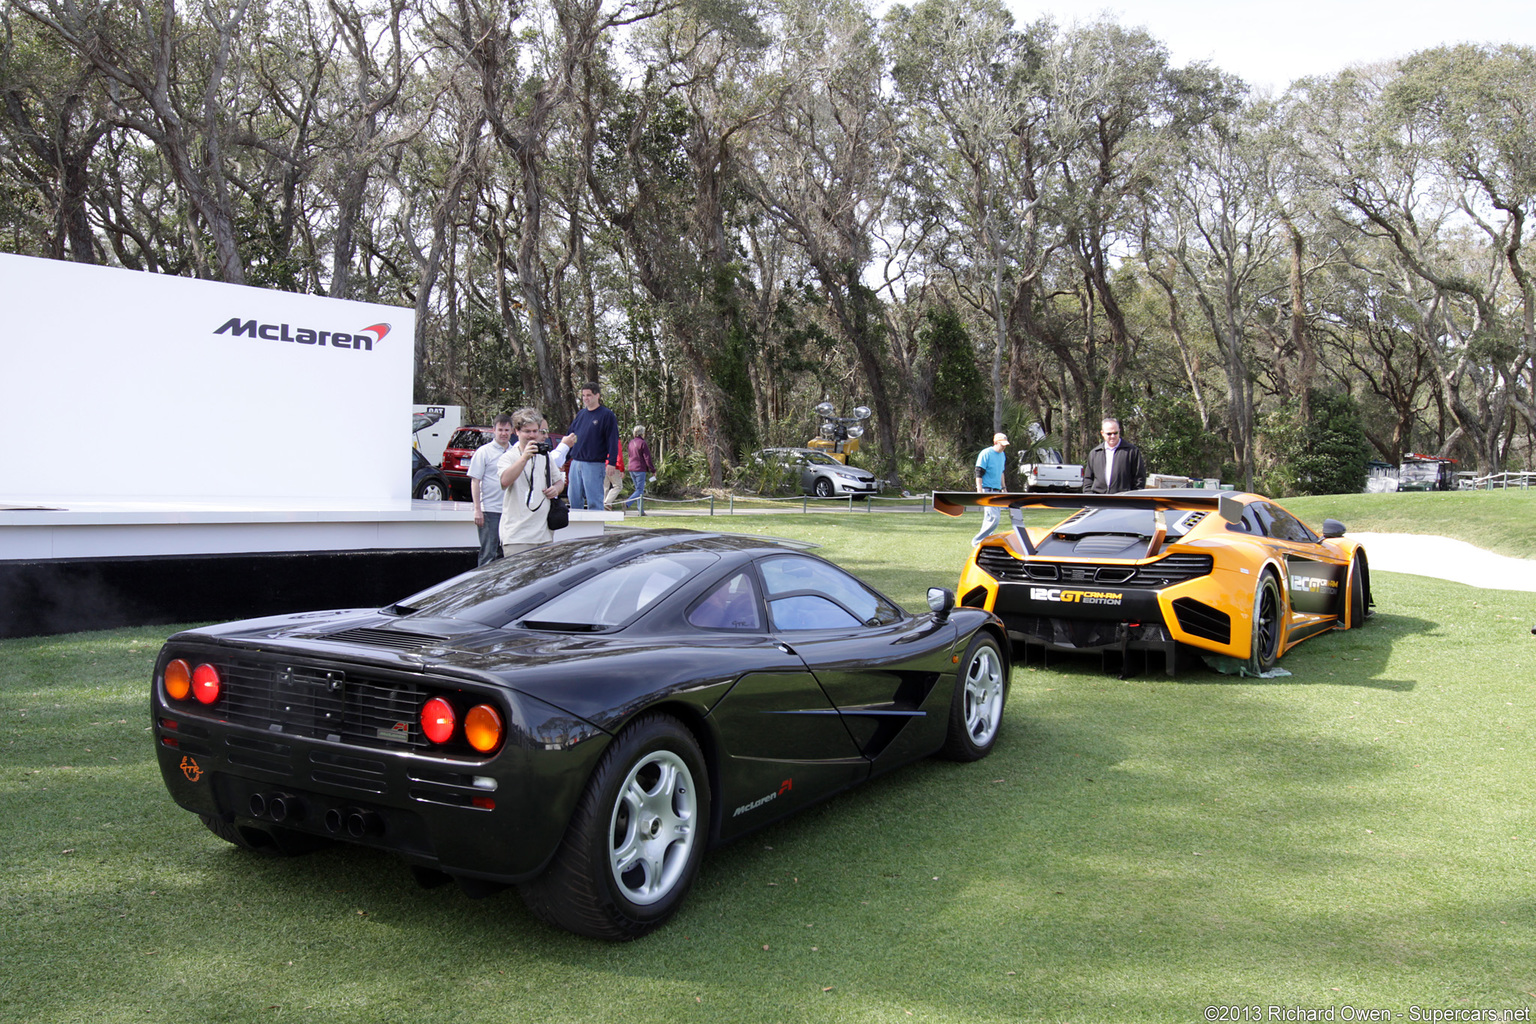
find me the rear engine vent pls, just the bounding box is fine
[1177,510,1209,531]
[1073,535,1144,558]
[323,627,450,652]
[1172,598,1231,644]
[961,586,990,608]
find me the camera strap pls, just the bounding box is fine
[524,452,547,512]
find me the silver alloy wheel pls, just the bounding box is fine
[962,643,1004,747]
[607,750,698,906]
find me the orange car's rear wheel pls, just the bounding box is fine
[1346,552,1372,628]
[1247,573,1283,675]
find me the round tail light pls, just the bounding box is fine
[421,697,456,744]
[191,663,221,704]
[464,704,504,753]
[164,659,192,701]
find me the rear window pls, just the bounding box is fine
[448,428,492,449]
[519,551,720,630]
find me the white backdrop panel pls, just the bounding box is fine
[0,254,414,503]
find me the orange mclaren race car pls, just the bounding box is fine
[933,490,1373,676]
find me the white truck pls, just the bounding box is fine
[1018,448,1084,492]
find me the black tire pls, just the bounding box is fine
[940,634,1008,761]
[813,476,834,498]
[520,715,710,940]
[1345,551,1372,628]
[1247,572,1283,674]
[415,478,448,500]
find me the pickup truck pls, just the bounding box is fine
[1018,448,1084,491]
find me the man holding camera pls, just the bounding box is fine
[496,407,566,556]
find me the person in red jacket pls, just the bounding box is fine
[626,425,655,515]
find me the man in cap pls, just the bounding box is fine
[972,432,1026,546]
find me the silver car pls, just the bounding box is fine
[754,447,880,498]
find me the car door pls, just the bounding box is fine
[791,452,817,494]
[690,568,868,838]
[754,554,957,768]
[1253,502,1346,621]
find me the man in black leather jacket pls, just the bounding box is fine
[1082,417,1148,493]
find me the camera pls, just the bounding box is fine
[530,439,553,455]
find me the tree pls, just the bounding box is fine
[885,0,1057,438]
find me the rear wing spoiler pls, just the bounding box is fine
[932,490,1245,558]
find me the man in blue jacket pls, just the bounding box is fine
[973,432,1025,546]
[565,381,619,510]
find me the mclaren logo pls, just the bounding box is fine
[732,778,793,818]
[1029,587,1124,606]
[213,317,390,351]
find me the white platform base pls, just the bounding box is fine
[0,499,623,561]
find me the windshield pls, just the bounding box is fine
[1400,463,1441,482]
[802,451,841,466]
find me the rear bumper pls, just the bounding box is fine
[958,557,1247,662]
[152,691,608,884]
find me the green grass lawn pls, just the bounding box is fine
[1284,488,1536,559]
[2,503,1533,1023]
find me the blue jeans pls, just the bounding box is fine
[972,489,1024,545]
[477,511,502,566]
[628,471,649,513]
[567,460,606,511]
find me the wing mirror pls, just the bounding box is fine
[1321,518,1346,539]
[926,587,955,622]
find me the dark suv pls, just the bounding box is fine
[440,426,494,500]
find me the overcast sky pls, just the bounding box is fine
[993,0,1536,93]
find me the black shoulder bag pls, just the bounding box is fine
[542,453,570,531]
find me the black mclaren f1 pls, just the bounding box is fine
[151,529,1009,939]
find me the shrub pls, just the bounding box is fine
[1259,390,1372,497]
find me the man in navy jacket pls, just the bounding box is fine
[565,381,620,510]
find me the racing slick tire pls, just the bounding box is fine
[1247,572,1283,675]
[1345,552,1372,628]
[520,714,710,940]
[940,634,1008,762]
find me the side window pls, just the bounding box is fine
[770,595,860,631]
[1264,504,1318,543]
[757,555,901,629]
[1249,504,1276,537]
[688,572,762,631]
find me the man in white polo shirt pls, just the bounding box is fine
[468,414,513,566]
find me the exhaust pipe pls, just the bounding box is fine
[249,793,268,818]
[324,808,346,834]
[267,794,301,823]
[346,810,383,838]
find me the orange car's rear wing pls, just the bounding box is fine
[933,490,1243,517]
[932,490,1244,558]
